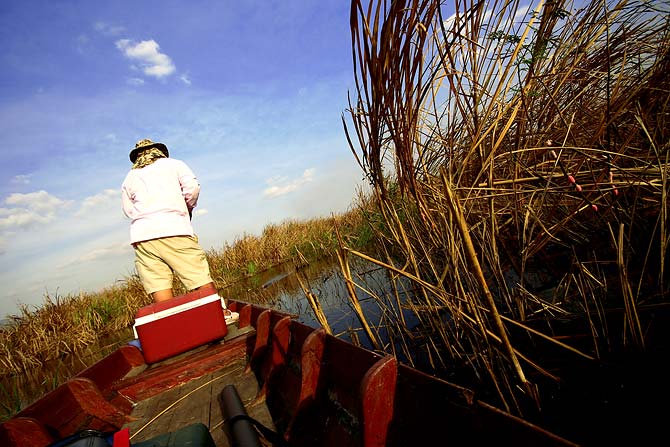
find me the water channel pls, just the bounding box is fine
[1,256,415,421]
[223,256,419,348]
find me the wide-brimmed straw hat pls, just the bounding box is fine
[129,138,169,163]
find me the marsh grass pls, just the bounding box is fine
[206,211,367,290]
[342,0,670,417]
[0,209,370,420]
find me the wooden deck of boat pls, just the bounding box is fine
[117,324,273,446]
[0,302,582,447]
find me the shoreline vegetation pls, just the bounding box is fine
[337,0,669,444]
[0,203,374,421]
[0,205,371,379]
[2,1,669,444]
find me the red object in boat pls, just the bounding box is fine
[0,299,581,447]
[133,287,228,363]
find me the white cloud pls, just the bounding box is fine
[513,4,532,22]
[10,174,31,185]
[0,191,72,231]
[0,208,50,230]
[262,168,315,198]
[194,208,208,217]
[286,158,365,219]
[180,74,192,85]
[75,189,119,217]
[5,190,67,213]
[58,241,131,268]
[115,39,176,78]
[127,77,145,86]
[103,133,120,144]
[75,34,90,54]
[94,22,126,37]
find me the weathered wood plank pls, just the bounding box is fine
[125,379,182,442]
[123,357,259,445]
[166,372,211,431]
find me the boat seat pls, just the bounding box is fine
[285,329,397,447]
[250,313,315,434]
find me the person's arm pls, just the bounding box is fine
[177,161,201,214]
[121,183,135,219]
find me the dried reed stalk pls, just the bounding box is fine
[295,271,332,335]
[441,171,529,388]
[333,221,381,350]
[614,222,645,349]
[344,0,670,413]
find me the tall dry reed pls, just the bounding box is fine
[343,0,669,415]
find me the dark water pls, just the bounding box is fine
[1,257,405,421]
[3,257,667,445]
[221,257,419,349]
[229,261,670,446]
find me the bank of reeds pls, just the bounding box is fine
[342,0,669,417]
[207,212,368,291]
[0,209,367,384]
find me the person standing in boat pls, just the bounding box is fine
[121,138,238,324]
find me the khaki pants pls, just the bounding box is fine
[134,235,213,294]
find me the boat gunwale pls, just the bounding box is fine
[0,299,579,447]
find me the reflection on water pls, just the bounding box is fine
[221,256,419,350]
[2,257,413,421]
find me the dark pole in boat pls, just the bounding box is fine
[220,385,262,447]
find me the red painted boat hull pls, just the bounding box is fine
[0,299,579,447]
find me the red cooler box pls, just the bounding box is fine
[133,288,228,363]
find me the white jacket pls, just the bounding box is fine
[121,158,200,244]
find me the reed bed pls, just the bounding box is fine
[0,211,367,389]
[206,212,366,290]
[341,0,669,416]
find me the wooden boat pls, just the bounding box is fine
[0,298,578,446]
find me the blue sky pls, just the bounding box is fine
[0,0,366,318]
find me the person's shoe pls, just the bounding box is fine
[224,309,239,325]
